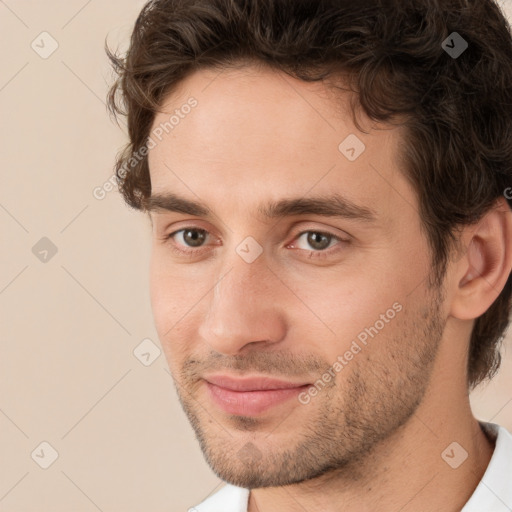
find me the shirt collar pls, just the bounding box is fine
[461,421,512,511]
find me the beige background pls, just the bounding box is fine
[1,1,512,511]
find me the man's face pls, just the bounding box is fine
[147,65,446,488]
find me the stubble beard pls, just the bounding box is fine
[172,289,445,489]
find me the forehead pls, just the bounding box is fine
[147,64,412,222]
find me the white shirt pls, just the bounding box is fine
[190,422,512,512]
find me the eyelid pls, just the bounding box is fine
[165,225,347,243]
[289,229,345,245]
[290,224,350,242]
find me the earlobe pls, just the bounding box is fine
[451,198,512,320]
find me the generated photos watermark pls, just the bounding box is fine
[298,301,403,405]
[93,96,198,200]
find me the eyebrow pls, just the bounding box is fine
[145,192,377,222]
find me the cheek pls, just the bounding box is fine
[149,250,211,364]
[292,264,408,356]
[149,253,187,352]
[149,253,169,332]
[149,248,194,321]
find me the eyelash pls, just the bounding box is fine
[163,227,347,260]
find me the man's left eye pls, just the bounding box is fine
[293,231,341,251]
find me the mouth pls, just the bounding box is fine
[203,374,311,416]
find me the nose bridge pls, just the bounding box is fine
[198,253,286,354]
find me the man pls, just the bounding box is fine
[106,0,512,510]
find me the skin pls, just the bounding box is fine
[146,64,512,512]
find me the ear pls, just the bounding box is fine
[449,197,512,320]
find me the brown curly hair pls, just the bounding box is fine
[106,0,512,390]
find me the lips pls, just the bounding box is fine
[203,374,311,416]
[204,374,310,391]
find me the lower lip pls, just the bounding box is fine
[205,381,310,416]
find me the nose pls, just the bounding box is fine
[197,257,287,356]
